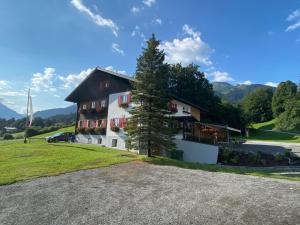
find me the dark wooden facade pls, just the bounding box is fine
[65,68,133,133]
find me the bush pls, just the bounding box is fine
[86,127,95,134]
[77,127,85,134]
[274,153,284,162]
[25,128,39,137]
[3,133,14,140]
[111,126,120,132]
[95,127,106,135]
[219,147,233,163]
[230,155,240,164]
[254,151,262,164]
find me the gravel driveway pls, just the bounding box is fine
[0,161,299,225]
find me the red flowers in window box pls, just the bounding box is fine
[110,117,126,132]
[118,94,131,108]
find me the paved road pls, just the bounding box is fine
[242,141,300,157]
[0,162,300,225]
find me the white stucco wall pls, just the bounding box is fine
[174,139,219,164]
[170,100,191,117]
[105,91,132,150]
[76,134,107,145]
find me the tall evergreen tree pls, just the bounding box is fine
[125,35,175,157]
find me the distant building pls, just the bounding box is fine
[3,127,17,132]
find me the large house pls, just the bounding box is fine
[65,67,239,164]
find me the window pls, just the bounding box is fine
[112,139,117,147]
[97,138,102,144]
[82,104,87,110]
[87,138,92,144]
[79,120,83,128]
[101,99,107,108]
[104,81,110,88]
[91,101,96,109]
[87,120,91,128]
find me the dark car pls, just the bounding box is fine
[46,132,74,143]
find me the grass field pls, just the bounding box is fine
[0,140,138,185]
[251,119,276,130]
[0,139,299,185]
[248,119,300,143]
[34,126,75,138]
[247,129,300,143]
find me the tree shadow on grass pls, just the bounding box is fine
[50,143,105,152]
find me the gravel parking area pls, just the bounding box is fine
[0,161,299,225]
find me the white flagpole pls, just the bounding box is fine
[24,88,30,143]
[29,96,33,127]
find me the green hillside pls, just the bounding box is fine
[213,82,275,102]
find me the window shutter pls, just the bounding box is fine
[127,94,131,103]
[102,119,107,128]
[118,96,121,106]
[110,119,114,128]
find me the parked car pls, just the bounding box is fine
[46,132,74,143]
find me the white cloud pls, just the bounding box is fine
[265,82,279,87]
[131,25,146,41]
[159,24,213,66]
[59,68,93,90]
[155,18,162,25]
[131,6,142,15]
[143,0,156,7]
[287,9,300,21]
[112,43,124,55]
[104,66,126,75]
[0,80,10,90]
[207,71,234,82]
[70,0,119,36]
[285,9,300,32]
[239,80,252,85]
[0,91,26,97]
[286,22,300,32]
[31,67,56,92]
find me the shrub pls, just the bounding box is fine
[254,151,262,164]
[86,127,95,134]
[219,147,233,163]
[284,149,292,158]
[111,126,120,132]
[3,133,14,140]
[230,155,240,164]
[77,127,86,134]
[274,153,284,162]
[95,127,106,135]
[25,128,39,137]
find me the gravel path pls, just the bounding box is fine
[0,161,299,225]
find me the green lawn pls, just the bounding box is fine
[0,140,138,185]
[251,119,276,130]
[247,129,300,143]
[34,126,75,138]
[143,157,300,181]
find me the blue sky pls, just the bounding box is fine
[0,0,299,113]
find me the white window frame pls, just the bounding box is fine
[91,101,96,109]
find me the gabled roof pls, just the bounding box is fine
[64,67,135,102]
[64,66,206,112]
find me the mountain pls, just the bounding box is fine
[34,104,76,118]
[0,102,23,119]
[212,82,276,102]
